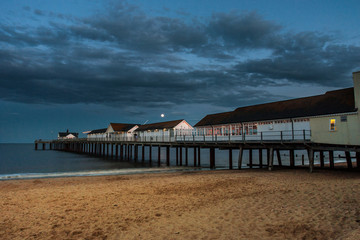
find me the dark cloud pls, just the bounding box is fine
[0,1,359,112]
[208,11,282,49]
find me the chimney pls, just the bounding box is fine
[353,71,360,110]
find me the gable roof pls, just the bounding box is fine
[195,87,356,127]
[135,119,185,131]
[109,123,138,132]
[58,132,79,137]
[88,128,107,134]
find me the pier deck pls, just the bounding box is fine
[35,137,360,172]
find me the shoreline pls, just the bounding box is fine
[1,169,359,239]
[0,166,209,181]
[0,159,357,181]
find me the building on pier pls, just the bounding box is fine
[58,130,79,139]
[135,119,193,142]
[106,123,139,140]
[87,128,107,139]
[194,72,360,145]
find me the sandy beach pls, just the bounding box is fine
[0,169,359,240]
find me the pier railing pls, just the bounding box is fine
[62,129,311,144]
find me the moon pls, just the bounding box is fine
[161,114,165,118]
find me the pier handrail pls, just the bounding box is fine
[48,129,311,144]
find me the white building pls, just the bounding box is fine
[135,119,193,142]
[58,130,79,139]
[194,82,358,143]
[106,123,139,140]
[86,128,107,140]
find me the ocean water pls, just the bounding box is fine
[0,143,231,180]
[0,143,346,180]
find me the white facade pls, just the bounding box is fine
[86,130,107,139]
[136,120,194,142]
[58,133,78,140]
[106,125,139,138]
[193,118,310,141]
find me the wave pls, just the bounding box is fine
[0,167,207,181]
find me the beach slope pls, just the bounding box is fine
[0,169,359,239]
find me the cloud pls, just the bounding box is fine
[0,1,359,112]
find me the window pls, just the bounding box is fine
[341,115,347,122]
[330,119,336,131]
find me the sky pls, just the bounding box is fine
[0,0,359,143]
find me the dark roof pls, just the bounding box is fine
[88,128,107,134]
[58,132,79,137]
[135,119,185,131]
[109,123,138,132]
[195,87,356,127]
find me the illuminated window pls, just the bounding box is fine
[330,119,336,131]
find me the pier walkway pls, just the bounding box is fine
[35,130,360,172]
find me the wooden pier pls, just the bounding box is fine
[34,137,360,172]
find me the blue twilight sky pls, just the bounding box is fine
[0,0,359,143]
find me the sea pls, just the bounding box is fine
[0,143,347,180]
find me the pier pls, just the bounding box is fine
[35,130,360,172]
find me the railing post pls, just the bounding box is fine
[215,134,217,142]
[303,129,306,141]
[228,133,231,143]
[280,131,283,142]
[203,135,205,143]
[193,134,195,143]
[261,132,263,142]
[184,135,185,142]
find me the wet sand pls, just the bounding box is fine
[0,169,359,239]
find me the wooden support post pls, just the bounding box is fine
[176,147,179,166]
[158,146,161,166]
[229,148,233,169]
[198,147,201,166]
[259,149,263,168]
[185,147,188,166]
[238,146,243,169]
[268,148,274,171]
[149,145,152,164]
[249,149,253,168]
[120,144,123,160]
[276,150,282,166]
[130,145,133,160]
[193,147,197,167]
[179,147,183,166]
[166,146,170,166]
[35,143,38,150]
[356,152,360,169]
[42,143,46,150]
[308,148,314,173]
[142,145,145,162]
[134,145,138,161]
[115,145,119,159]
[210,147,215,169]
[127,144,130,161]
[50,143,52,150]
[320,151,324,168]
[290,149,295,167]
[329,151,334,168]
[345,151,352,169]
